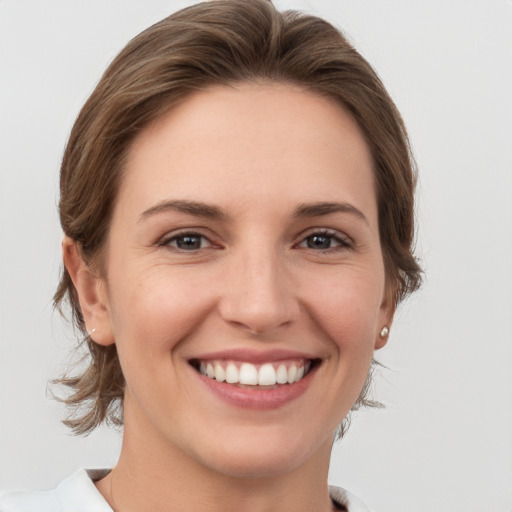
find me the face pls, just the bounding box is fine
[77,83,392,478]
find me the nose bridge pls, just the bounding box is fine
[219,237,298,335]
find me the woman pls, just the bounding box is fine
[0,1,421,510]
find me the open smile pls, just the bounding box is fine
[191,358,314,386]
[189,355,321,409]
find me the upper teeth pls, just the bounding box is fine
[198,360,310,386]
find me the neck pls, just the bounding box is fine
[96,401,335,512]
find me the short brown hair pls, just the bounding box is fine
[54,0,421,435]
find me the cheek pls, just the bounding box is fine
[105,269,218,408]
[304,268,384,352]
[107,268,214,359]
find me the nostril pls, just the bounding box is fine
[219,303,298,337]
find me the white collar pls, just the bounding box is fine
[0,469,373,512]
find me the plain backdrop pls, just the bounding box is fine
[1,1,511,511]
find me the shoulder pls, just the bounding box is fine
[0,469,112,512]
[329,484,375,512]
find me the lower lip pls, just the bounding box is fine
[195,365,317,410]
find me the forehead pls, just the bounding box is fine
[119,82,377,223]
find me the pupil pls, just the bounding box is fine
[308,235,331,249]
[177,235,200,250]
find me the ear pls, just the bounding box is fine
[62,237,115,346]
[374,286,396,350]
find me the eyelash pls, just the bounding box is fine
[157,229,352,253]
[158,231,212,252]
[296,229,352,253]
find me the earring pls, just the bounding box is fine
[87,328,96,337]
[380,326,389,338]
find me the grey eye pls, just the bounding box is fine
[306,234,333,250]
[297,230,351,251]
[176,235,203,250]
[164,233,211,251]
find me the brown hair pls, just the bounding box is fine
[54,0,421,435]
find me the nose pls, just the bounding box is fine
[218,247,300,336]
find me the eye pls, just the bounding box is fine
[160,232,212,251]
[297,230,351,251]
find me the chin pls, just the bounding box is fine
[189,425,331,480]
[203,450,305,480]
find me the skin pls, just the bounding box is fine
[64,83,393,512]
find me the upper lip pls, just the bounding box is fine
[188,348,319,364]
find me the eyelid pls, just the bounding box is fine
[295,227,353,250]
[157,228,218,251]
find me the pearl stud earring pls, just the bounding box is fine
[380,326,389,338]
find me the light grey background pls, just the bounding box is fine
[1,1,511,511]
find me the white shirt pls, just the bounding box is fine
[0,469,373,511]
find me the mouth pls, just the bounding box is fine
[189,358,318,388]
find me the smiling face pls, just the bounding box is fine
[74,83,393,479]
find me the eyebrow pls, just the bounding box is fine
[139,200,228,222]
[139,199,368,225]
[293,202,369,225]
